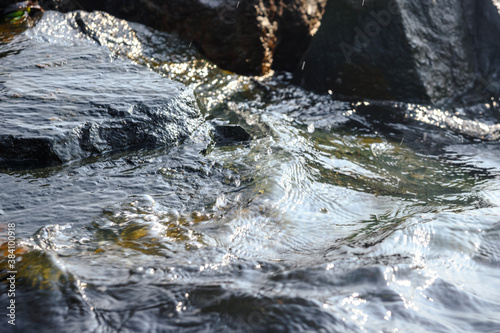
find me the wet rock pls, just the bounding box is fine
[213,123,251,145]
[294,0,500,107]
[42,0,327,75]
[271,0,328,72]
[463,0,500,103]
[0,11,203,168]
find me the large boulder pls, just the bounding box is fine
[41,0,327,75]
[294,0,500,106]
[0,11,203,168]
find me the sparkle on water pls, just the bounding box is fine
[1,11,500,333]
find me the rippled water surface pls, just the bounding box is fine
[1,12,500,333]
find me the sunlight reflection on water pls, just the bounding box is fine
[1,10,500,333]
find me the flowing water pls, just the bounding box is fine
[1,11,500,333]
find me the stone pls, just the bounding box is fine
[271,0,328,72]
[462,0,500,103]
[213,123,251,145]
[294,0,500,107]
[0,11,203,168]
[41,0,327,75]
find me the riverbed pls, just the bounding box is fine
[1,11,500,332]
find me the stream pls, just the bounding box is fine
[1,11,500,333]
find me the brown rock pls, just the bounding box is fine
[42,0,326,75]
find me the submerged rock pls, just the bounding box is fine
[294,0,500,107]
[0,11,203,168]
[42,0,327,75]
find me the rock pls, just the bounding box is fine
[462,0,500,102]
[0,0,17,7]
[271,0,328,72]
[213,123,251,145]
[41,0,327,75]
[0,11,203,168]
[294,0,500,106]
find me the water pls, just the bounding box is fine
[1,11,500,332]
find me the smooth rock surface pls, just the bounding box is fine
[42,0,327,75]
[0,11,203,167]
[294,0,500,106]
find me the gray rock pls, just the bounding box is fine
[463,0,500,103]
[41,0,327,75]
[294,0,500,106]
[0,11,203,168]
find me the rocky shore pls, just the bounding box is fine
[40,0,500,106]
[43,0,327,75]
[2,0,500,168]
[0,11,204,167]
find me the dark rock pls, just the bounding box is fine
[271,0,327,72]
[41,0,327,75]
[294,0,500,106]
[213,123,251,145]
[0,0,18,8]
[39,0,80,11]
[0,11,203,168]
[462,0,500,103]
